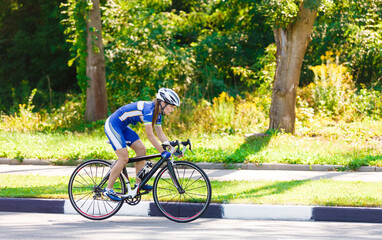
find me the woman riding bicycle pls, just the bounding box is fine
[104,88,180,201]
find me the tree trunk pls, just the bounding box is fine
[85,0,107,121]
[268,3,318,134]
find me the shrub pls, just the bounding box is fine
[164,91,269,136]
[298,51,382,123]
[0,90,84,132]
[308,51,355,117]
[1,89,47,132]
[351,87,382,120]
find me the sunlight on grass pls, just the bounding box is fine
[2,174,382,207]
[0,120,381,168]
[211,179,382,207]
[0,174,69,199]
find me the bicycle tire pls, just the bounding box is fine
[68,159,126,220]
[152,161,212,223]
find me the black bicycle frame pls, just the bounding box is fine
[136,157,184,194]
[97,153,184,194]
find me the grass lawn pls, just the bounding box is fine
[1,174,382,207]
[0,120,381,169]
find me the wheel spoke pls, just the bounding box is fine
[68,160,126,220]
[153,161,211,222]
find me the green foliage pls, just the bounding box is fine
[304,0,382,87]
[0,90,84,132]
[0,0,76,113]
[101,0,196,108]
[163,91,270,136]
[60,0,92,93]
[100,0,274,110]
[259,0,330,29]
[308,51,354,116]
[260,0,300,28]
[1,0,381,116]
[234,43,276,94]
[352,88,382,120]
[297,51,382,122]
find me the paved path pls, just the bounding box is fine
[2,164,382,182]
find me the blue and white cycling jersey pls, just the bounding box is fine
[105,101,162,150]
[112,101,161,127]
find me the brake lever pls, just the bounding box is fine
[188,139,192,152]
[181,139,193,153]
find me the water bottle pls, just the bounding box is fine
[137,162,152,180]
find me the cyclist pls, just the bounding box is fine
[103,88,180,201]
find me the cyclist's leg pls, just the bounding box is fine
[130,139,147,175]
[131,140,153,189]
[107,148,129,189]
[104,117,129,190]
[124,127,146,179]
[127,132,152,190]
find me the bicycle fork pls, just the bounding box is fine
[166,160,185,194]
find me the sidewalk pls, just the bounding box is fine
[2,161,382,182]
[2,159,382,223]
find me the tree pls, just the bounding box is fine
[261,0,324,134]
[84,0,107,121]
[61,0,107,121]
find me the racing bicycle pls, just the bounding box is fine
[68,140,212,223]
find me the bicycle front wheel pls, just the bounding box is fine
[153,161,212,223]
[68,159,126,220]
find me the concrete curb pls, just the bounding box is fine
[0,158,53,165]
[2,158,382,172]
[2,198,382,223]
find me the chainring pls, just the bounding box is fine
[125,194,141,205]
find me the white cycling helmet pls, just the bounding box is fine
[156,88,180,106]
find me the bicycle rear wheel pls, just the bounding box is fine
[153,161,212,223]
[68,159,126,220]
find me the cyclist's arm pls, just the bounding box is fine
[155,125,183,157]
[155,125,169,143]
[145,124,165,153]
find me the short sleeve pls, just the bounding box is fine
[155,114,162,126]
[142,101,157,125]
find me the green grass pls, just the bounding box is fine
[212,179,382,207]
[1,174,382,207]
[0,120,381,169]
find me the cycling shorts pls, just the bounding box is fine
[104,116,140,150]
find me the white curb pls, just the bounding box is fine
[222,204,313,221]
[63,200,77,214]
[64,200,150,216]
[64,199,314,221]
[117,201,150,216]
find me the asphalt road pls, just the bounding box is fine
[0,212,381,240]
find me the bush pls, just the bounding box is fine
[164,91,269,136]
[297,51,382,124]
[0,90,84,132]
